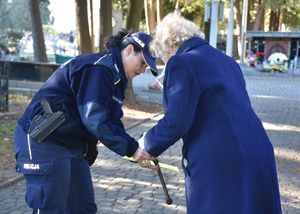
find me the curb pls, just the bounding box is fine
[242,71,300,78]
[0,174,24,191]
[0,111,18,118]
[125,112,163,131]
[0,111,164,191]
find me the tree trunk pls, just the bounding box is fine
[88,0,95,51]
[274,10,277,31]
[275,9,281,31]
[127,0,144,32]
[144,0,150,33]
[175,0,181,10]
[269,10,274,31]
[99,0,112,51]
[253,0,266,31]
[125,0,144,103]
[28,0,48,62]
[269,9,281,31]
[144,0,156,33]
[234,0,242,37]
[75,0,93,54]
[157,0,164,23]
[259,7,265,31]
[247,2,251,30]
[234,0,242,59]
[279,8,285,31]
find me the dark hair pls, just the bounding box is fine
[105,29,141,53]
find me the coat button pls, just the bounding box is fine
[183,158,188,168]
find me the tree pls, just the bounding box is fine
[269,8,280,31]
[88,0,95,51]
[282,2,300,30]
[157,0,164,23]
[99,0,112,51]
[0,0,51,55]
[144,0,156,33]
[266,0,286,31]
[127,0,144,32]
[125,0,144,103]
[0,0,51,32]
[75,0,93,54]
[253,0,266,30]
[234,0,243,36]
[28,0,48,62]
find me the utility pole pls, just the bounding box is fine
[240,0,249,63]
[206,0,224,48]
[209,0,219,48]
[226,0,235,57]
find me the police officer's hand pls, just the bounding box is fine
[132,147,156,169]
[83,143,98,166]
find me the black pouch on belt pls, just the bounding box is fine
[30,99,66,143]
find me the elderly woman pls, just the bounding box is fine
[139,13,282,213]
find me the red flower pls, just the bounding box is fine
[255,52,265,57]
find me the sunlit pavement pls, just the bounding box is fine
[246,76,300,213]
[1,70,300,213]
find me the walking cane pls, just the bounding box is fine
[153,159,173,205]
[122,156,176,205]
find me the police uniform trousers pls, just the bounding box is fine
[14,123,97,214]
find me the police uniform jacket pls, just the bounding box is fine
[144,37,282,213]
[16,48,138,158]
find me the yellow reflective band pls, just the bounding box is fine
[122,156,179,172]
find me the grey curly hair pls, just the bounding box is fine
[150,12,204,58]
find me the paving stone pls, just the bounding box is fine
[1,74,300,213]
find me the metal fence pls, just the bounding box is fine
[0,62,9,112]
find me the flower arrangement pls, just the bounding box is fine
[263,52,288,73]
[255,52,265,63]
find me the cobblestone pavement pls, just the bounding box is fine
[246,75,300,214]
[0,74,300,213]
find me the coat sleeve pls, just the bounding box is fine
[145,56,202,156]
[72,65,138,157]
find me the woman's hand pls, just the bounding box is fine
[132,147,156,169]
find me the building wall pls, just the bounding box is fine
[265,39,290,59]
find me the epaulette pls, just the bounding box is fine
[94,54,121,85]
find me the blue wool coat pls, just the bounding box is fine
[145,37,282,213]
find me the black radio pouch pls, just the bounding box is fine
[30,99,66,143]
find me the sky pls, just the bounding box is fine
[48,0,76,33]
[48,0,100,34]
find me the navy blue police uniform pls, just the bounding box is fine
[144,37,282,213]
[14,47,139,213]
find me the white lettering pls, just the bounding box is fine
[23,163,40,170]
[132,36,145,48]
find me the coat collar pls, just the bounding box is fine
[176,37,208,54]
[110,47,128,85]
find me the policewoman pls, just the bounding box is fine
[139,13,282,213]
[14,30,157,213]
